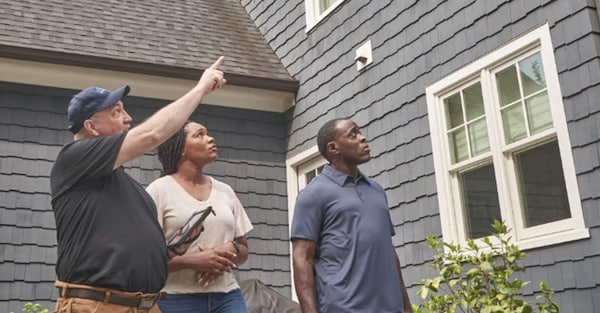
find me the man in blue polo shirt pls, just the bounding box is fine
[291,118,412,313]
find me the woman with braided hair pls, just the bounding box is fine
[146,121,253,313]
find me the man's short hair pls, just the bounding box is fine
[317,118,347,161]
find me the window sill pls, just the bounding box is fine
[515,228,590,251]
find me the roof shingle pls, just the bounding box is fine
[0,0,294,84]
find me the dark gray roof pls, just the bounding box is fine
[0,0,297,91]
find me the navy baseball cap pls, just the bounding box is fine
[67,85,130,133]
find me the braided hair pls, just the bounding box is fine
[157,121,191,176]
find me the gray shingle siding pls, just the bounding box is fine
[0,81,289,311]
[242,0,600,310]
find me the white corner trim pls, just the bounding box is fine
[0,57,295,113]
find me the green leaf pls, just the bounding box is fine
[415,220,559,313]
[480,261,492,271]
[419,287,429,299]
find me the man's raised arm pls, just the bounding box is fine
[114,56,226,169]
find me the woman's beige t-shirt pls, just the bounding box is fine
[146,175,253,294]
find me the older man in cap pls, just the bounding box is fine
[50,57,235,313]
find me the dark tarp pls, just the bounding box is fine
[240,279,301,313]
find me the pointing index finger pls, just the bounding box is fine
[209,56,225,70]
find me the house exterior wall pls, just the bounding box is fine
[241,0,600,310]
[0,82,290,312]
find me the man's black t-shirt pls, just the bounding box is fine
[50,132,167,293]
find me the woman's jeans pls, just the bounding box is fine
[158,288,248,313]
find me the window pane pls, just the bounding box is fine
[502,103,527,143]
[515,140,571,227]
[460,163,502,239]
[464,83,485,121]
[304,165,325,184]
[305,171,316,184]
[519,53,546,97]
[444,92,463,129]
[318,0,338,14]
[526,91,553,134]
[448,128,468,163]
[468,118,490,156]
[496,66,521,107]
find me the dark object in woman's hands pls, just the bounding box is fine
[167,206,215,256]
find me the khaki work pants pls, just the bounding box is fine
[53,281,162,313]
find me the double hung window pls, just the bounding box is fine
[426,24,588,249]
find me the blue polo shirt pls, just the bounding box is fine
[291,165,405,313]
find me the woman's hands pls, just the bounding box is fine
[167,243,235,279]
[187,245,236,273]
[169,240,244,287]
[195,242,238,286]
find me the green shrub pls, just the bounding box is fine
[413,220,559,313]
[11,302,49,313]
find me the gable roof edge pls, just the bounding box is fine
[0,44,299,93]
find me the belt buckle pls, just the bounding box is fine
[139,297,155,309]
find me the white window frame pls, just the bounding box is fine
[285,145,327,300]
[426,23,589,250]
[305,0,345,32]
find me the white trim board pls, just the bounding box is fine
[285,145,323,301]
[0,57,295,113]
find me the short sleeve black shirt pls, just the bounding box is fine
[50,132,167,293]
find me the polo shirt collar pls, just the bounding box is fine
[322,164,371,186]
